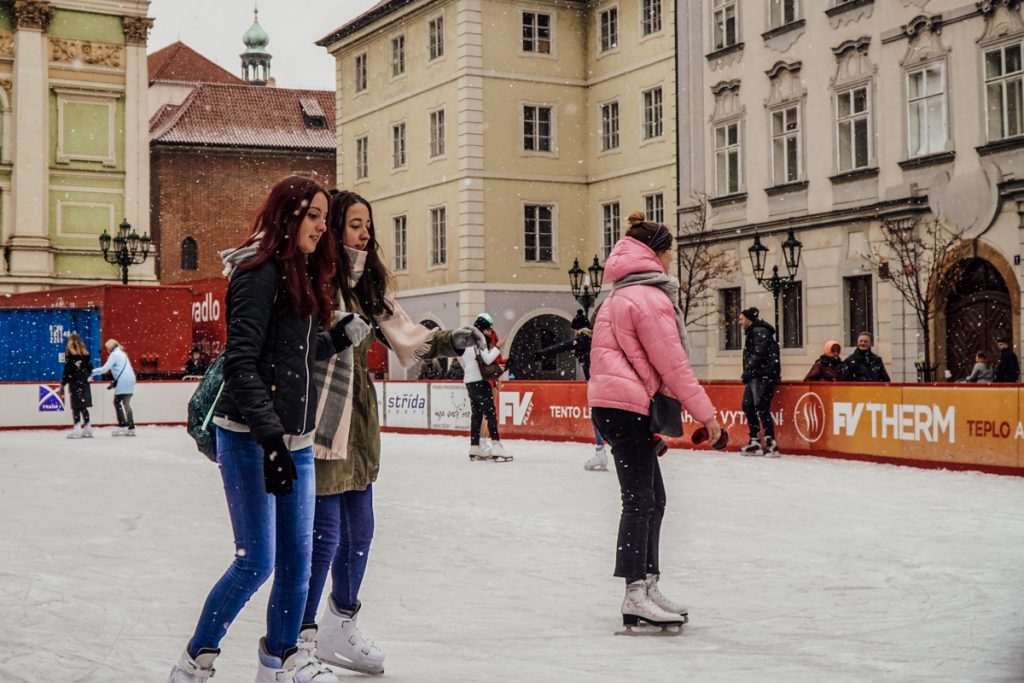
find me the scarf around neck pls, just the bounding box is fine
[612,271,690,354]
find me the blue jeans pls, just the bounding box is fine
[188,428,315,658]
[303,486,375,625]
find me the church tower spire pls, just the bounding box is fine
[241,2,271,86]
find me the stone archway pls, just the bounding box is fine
[507,313,575,380]
[943,258,1012,380]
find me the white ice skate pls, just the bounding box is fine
[616,580,684,636]
[125,428,137,437]
[740,439,763,457]
[294,626,339,683]
[66,426,82,439]
[469,445,492,461]
[584,445,608,471]
[111,426,127,436]
[256,638,301,683]
[763,436,780,458]
[316,598,385,675]
[82,424,94,438]
[489,441,513,462]
[645,574,689,624]
[166,647,218,682]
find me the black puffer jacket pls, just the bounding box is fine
[742,319,781,383]
[61,353,93,411]
[840,349,891,383]
[995,347,1020,383]
[214,260,336,442]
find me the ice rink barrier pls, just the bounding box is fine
[2,380,1021,475]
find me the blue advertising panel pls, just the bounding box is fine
[0,308,101,381]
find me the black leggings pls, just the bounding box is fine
[72,408,90,425]
[742,380,777,439]
[114,394,135,429]
[591,406,666,584]
[466,380,499,445]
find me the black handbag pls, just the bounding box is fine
[648,392,683,437]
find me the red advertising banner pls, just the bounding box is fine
[380,380,1024,475]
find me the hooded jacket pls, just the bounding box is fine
[742,319,781,384]
[587,237,715,424]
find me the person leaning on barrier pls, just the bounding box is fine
[962,351,994,383]
[805,339,842,382]
[839,332,890,383]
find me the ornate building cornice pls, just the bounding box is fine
[50,37,124,68]
[12,0,53,31]
[122,16,153,47]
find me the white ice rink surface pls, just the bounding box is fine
[1,427,1023,683]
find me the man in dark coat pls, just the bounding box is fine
[740,307,781,457]
[840,332,890,382]
[994,340,1020,383]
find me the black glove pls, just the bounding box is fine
[330,313,371,353]
[451,326,487,351]
[260,435,297,496]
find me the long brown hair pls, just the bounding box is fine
[330,191,392,317]
[65,332,88,356]
[236,175,336,328]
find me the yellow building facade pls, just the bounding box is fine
[320,0,676,378]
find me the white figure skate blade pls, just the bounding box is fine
[615,623,684,636]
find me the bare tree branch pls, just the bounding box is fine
[675,194,738,327]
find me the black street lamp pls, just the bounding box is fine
[568,255,604,313]
[748,229,803,333]
[99,218,151,285]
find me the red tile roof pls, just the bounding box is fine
[150,83,336,151]
[148,41,246,85]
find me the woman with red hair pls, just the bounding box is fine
[167,176,368,683]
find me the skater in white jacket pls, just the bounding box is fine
[91,339,137,436]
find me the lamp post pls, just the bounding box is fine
[747,229,803,334]
[99,218,151,285]
[568,255,605,314]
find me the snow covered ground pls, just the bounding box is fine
[1,427,1023,682]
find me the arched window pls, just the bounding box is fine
[181,237,198,270]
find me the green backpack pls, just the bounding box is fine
[186,353,226,463]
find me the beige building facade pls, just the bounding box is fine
[320,0,676,378]
[677,0,1024,381]
[0,0,153,292]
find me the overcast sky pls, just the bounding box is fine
[147,0,380,91]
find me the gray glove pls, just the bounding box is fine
[330,313,372,353]
[451,326,487,351]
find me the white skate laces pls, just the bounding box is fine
[293,627,340,683]
[645,574,689,623]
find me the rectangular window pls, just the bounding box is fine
[644,193,665,224]
[642,0,663,35]
[522,12,552,54]
[428,16,444,60]
[771,105,801,185]
[354,53,367,93]
[713,0,738,51]
[523,105,553,152]
[836,86,870,172]
[985,44,1024,141]
[355,136,368,180]
[391,122,406,169]
[430,207,447,266]
[643,87,664,139]
[845,275,873,346]
[430,109,445,157]
[601,101,619,151]
[781,282,803,349]
[524,204,554,262]
[768,0,798,29]
[907,64,946,157]
[601,202,620,259]
[714,121,741,195]
[393,215,407,271]
[391,35,405,77]
[720,287,742,351]
[600,7,618,53]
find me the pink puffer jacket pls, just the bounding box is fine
[587,237,716,424]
